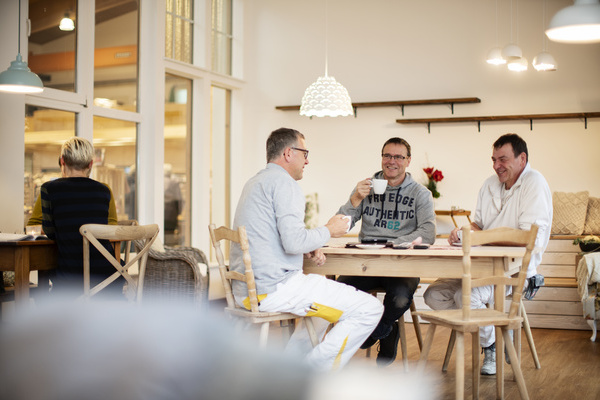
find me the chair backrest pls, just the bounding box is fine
[79,223,159,303]
[116,220,138,262]
[461,224,538,321]
[208,224,259,312]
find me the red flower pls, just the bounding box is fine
[423,167,434,177]
[432,169,444,182]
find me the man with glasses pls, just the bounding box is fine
[423,133,552,376]
[337,137,436,366]
[230,127,383,371]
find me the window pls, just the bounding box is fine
[24,106,76,223]
[164,74,192,246]
[166,0,194,63]
[27,0,77,92]
[94,2,139,111]
[92,117,138,221]
[210,86,230,229]
[211,0,232,75]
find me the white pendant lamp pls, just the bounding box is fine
[0,0,44,94]
[502,0,524,64]
[486,47,506,65]
[508,56,528,71]
[533,52,558,71]
[59,13,75,32]
[501,43,523,61]
[486,0,506,65]
[546,0,600,43]
[534,0,557,71]
[299,0,352,117]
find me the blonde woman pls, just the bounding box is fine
[41,137,123,297]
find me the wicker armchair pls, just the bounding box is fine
[134,241,209,306]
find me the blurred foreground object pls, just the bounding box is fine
[0,302,435,400]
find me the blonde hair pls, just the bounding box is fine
[61,137,94,170]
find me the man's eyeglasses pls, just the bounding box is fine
[382,153,408,161]
[292,147,309,159]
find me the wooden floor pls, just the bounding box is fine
[267,321,600,400]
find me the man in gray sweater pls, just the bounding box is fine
[230,128,383,371]
[338,137,436,366]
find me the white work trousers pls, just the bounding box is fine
[257,272,384,371]
[423,279,495,348]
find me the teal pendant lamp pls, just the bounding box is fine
[0,0,44,94]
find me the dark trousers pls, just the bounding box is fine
[337,276,420,339]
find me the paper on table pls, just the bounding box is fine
[0,232,48,242]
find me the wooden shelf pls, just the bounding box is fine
[397,112,600,133]
[275,97,481,116]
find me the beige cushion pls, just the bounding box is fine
[583,197,600,235]
[551,191,589,235]
[151,237,166,253]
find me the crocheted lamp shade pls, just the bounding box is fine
[299,75,353,118]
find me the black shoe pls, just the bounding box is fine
[360,335,378,350]
[376,323,400,367]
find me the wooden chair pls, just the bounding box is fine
[365,293,423,371]
[79,223,159,303]
[208,224,319,349]
[441,297,541,373]
[415,225,538,400]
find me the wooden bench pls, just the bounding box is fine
[524,236,588,330]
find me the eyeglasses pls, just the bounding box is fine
[291,147,309,159]
[382,153,408,161]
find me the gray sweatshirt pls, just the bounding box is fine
[230,163,330,299]
[338,171,436,244]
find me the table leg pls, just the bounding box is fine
[13,247,30,308]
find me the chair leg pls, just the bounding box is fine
[304,317,319,348]
[442,329,456,372]
[259,321,270,349]
[521,302,541,369]
[503,328,530,400]
[588,319,597,342]
[409,300,423,350]
[417,324,437,373]
[454,331,465,400]
[472,332,480,400]
[399,315,409,372]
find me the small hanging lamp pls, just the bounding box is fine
[299,0,352,117]
[0,0,44,94]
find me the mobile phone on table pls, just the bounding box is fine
[414,244,430,249]
[360,239,388,245]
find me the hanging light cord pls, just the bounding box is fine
[17,0,22,55]
[542,0,547,51]
[324,0,329,77]
[495,0,499,46]
[510,0,514,43]
[516,0,520,45]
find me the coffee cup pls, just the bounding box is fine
[371,178,387,195]
[342,215,352,233]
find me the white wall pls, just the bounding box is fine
[241,0,600,234]
[0,0,26,233]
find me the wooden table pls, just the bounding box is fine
[303,243,525,398]
[0,240,57,308]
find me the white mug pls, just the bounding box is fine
[371,178,387,195]
[343,215,352,233]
